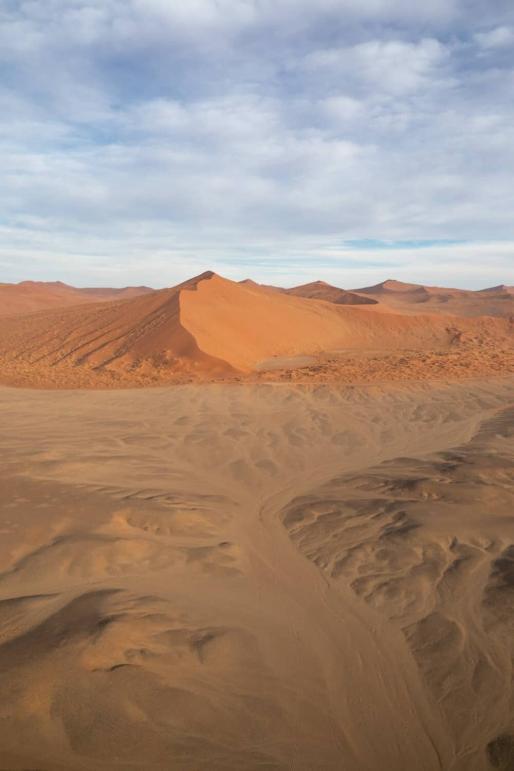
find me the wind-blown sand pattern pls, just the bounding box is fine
[0,377,513,770]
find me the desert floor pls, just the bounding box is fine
[1,377,513,770]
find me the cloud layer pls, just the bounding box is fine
[1,0,514,287]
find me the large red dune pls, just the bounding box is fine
[0,271,512,387]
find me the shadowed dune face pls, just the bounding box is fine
[0,272,512,387]
[0,378,514,770]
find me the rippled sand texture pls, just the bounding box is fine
[0,378,513,770]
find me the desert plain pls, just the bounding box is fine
[0,273,514,770]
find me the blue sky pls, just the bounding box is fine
[1,0,514,288]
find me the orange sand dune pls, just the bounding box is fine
[240,277,377,305]
[238,278,281,293]
[0,279,153,317]
[354,279,514,317]
[478,284,514,297]
[285,280,377,305]
[179,273,498,369]
[0,271,512,387]
[0,272,234,384]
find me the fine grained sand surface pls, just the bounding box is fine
[0,378,513,770]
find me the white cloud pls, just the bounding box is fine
[0,0,514,286]
[303,38,450,96]
[475,25,514,49]
[354,38,448,94]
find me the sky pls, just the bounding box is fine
[1,0,514,289]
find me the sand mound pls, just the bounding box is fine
[478,284,514,297]
[285,280,378,305]
[0,271,511,387]
[0,280,153,318]
[357,278,425,294]
[354,279,514,318]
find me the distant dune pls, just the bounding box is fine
[285,280,377,305]
[239,277,376,305]
[0,280,153,317]
[354,279,514,317]
[477,284,514,297]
